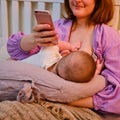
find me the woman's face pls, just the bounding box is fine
[69,0,95,19]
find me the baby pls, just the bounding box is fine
[51,50,96,83]
[22,41,96,83]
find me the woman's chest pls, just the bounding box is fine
[69,30,94,55]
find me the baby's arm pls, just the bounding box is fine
[58,40,80,51]
[58,41,80,56]
[57,41,71,50]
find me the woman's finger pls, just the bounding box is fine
[34,30,57,38]
[34,36,58,45]
[33,24,52,32]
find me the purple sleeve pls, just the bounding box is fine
[93,24,120,114]
[7,32,40,60]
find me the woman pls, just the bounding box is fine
[7,0,120,114]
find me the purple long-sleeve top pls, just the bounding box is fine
[7,19,120,114]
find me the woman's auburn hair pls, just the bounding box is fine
[64,0,114,24]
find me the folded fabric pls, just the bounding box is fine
[17,81,41,103]
[0,60,102,103]
[0,60,85,102]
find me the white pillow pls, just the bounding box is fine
[0,38,10,60]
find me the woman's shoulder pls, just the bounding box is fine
[95,24,119,35]
[54,18,72,28]
[53,18,73,41]
[94,24,120,51]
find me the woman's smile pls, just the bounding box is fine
[69,0,95,18]
[72,1,85,9]
[73,2,85,9]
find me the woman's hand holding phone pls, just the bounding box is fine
[33,10,58,47]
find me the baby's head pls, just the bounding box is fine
[56,51,96,83]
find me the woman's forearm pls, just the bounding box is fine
[89,75,106,92]
[7,32,35,60]
[20,34,37,51]
[68,75,106,108]
[68,96,94,108]
[81,75,106,97]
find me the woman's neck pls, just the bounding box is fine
[72,18,94,31]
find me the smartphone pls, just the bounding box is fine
[34,10,54,29]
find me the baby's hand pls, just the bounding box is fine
[70,41,82,51]
[60,44,81,56]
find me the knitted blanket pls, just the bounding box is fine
[0,100,102,120]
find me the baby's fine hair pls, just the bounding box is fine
[57,51,96,83]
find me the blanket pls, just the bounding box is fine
[0,100,102,120]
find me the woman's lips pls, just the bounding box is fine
[73,3,85,9]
